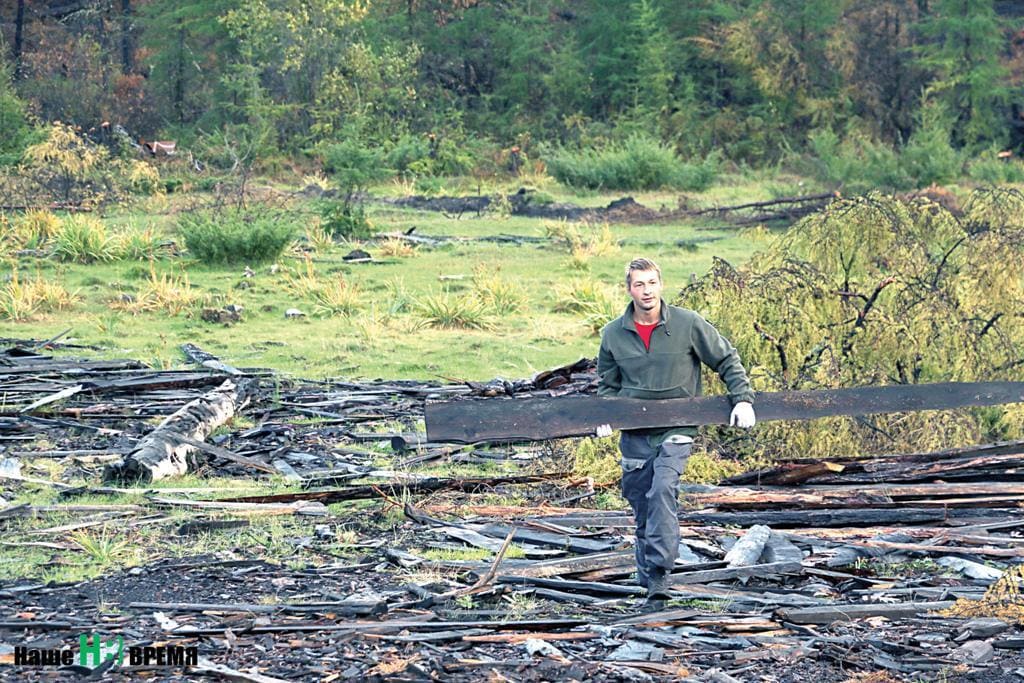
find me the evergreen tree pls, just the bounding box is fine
[0,58,34,165]
[916,0,1008,147]
[138,0,240,127]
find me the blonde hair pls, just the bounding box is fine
[625,257,662,286]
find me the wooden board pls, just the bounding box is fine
[425,381,1024,443]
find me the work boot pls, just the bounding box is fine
[645,570,671,605]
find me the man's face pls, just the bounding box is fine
[628,269,662,313]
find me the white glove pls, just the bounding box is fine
[595,424,613,438]
[729,401,756,429]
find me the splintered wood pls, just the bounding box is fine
[2,339,1024,681]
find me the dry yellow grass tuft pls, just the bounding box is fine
[1,270,81,321]
[378,237,415,258]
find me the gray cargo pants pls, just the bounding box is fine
[619,431,692,586]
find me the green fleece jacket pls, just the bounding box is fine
[597,299,754,445]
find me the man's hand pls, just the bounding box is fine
[595,424,613,438]
[729,401,756,429]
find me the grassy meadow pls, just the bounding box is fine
[1,173,795,381]
[7,169,1023,588]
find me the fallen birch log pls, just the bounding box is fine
[104,378,254,483]
[724,524,772,567]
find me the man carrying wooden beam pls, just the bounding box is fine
[596,257,756,602]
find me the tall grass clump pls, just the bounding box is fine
[15,209,61,248]
[416,291,492,330]
[548,135,718,191]
[377,237,416,258]
[179,208,297,264]
[116,268,196,316]
[310,278,361,316]
[552,277,621,334]
[543,220,617,270]
[304,223,334,254]
[286,258,361,317]
[1,269,80,320]
[117,225,166,260]
[53,215,120,263]
[472,266,525,315]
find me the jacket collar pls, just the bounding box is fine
[620,298,671,333]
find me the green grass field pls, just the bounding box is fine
[2,174,791,381]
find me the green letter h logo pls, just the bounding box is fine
[79,634,124,667]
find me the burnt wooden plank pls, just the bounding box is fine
[669,561,804,585]
[776,601,956,624]
[425,382,1024,443]
[678,507,1023,528]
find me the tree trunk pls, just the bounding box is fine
[13,0,25,80]
[121,0,133,73]
[104,378,254,483]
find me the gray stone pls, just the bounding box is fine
[960,617,1011,639]
[953,639,995,663]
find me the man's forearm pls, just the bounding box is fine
[717,355,754,405]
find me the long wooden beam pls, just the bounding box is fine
[425,382,1024,443]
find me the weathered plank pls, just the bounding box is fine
[669,561,804,585]
[426,382,1024,442]
[776,601,956,624]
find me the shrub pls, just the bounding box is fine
[386,134,430,174]
[321,138,390,194]
[23,123,112,206]
[679,189,1024,461]
[808,129,911,193]
[900,102,964,187]
[179,209,297,264]
[547,135,718,191]
[0,63,35,167]
[53,215,120,263]
[675,152,721,192]
[125,161,163,195]
[319,137,392,240]
[387,132,477,178]
[968,150,1024,184]
[21,123,167,206]
[808,108,966,193]
[413,175,445,196]
[318,199,375,240]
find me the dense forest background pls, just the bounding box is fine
[2,0,1023,187]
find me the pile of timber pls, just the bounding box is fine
[0,342,590,485]
[4,338,1024,679]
